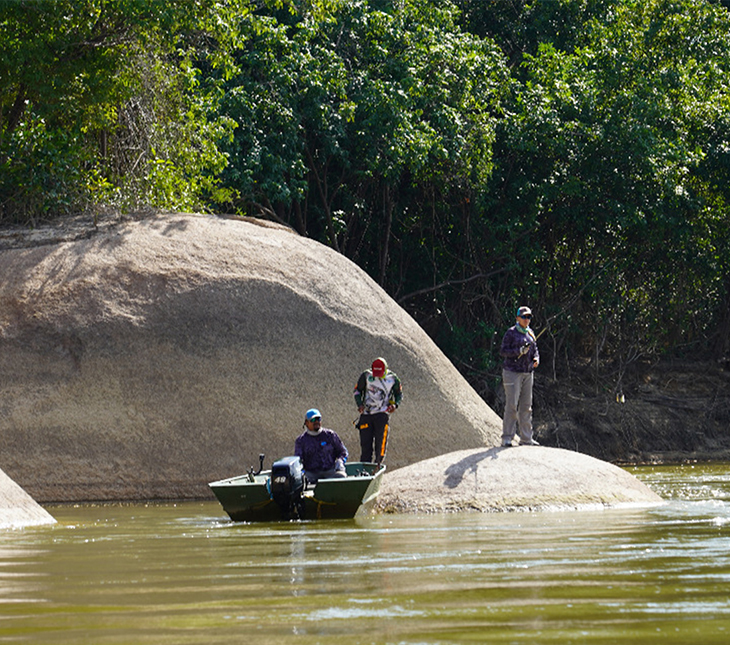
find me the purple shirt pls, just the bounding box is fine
[294,428,348,473]
[500,324,539,373]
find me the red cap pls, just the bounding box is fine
[371,358,387,377]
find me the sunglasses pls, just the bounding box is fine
[519,314,532,319]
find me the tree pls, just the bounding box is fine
[0,0,243,223]
[215,0,510,291]
[482,0,730,384]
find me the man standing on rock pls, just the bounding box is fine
[354,357,403,467]
[500,306,540,447]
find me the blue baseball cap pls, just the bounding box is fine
[305,408,322,421]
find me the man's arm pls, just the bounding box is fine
[353,371,367,408]
[500,328,523,358]
[389,375,403,408]
[335,434,349,462]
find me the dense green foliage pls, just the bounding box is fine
[0,0,242,220]
[3,0,730,398]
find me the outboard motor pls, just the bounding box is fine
[270,456,305,519]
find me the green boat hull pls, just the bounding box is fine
[209,462,384,522]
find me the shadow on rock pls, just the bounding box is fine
[443,447,502,489]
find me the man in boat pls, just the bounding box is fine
[353,357,403,468]
[295,408,349,483]
[499,306,540,447]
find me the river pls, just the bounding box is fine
[0,462,728,644]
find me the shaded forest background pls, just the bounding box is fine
[4,0,730,460]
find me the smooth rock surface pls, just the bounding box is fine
[0,213,502,502]
[373,446,664,513]
[0,468,56,529]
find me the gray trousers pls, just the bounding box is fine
[501,369,534,443]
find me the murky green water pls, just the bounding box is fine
[1,463,728,644]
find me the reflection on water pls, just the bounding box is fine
[0,463,728,644]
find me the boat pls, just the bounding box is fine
[208,455,385,522]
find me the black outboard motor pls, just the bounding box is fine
[270,456,305,519]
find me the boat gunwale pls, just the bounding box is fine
[209,462,384,489]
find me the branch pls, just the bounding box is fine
[252,199,289,228]
[396,268,509,304]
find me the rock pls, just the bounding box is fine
[0,213,502,502]
[373,446,664,513]
[0,468,56,529]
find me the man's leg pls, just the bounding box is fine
[517,372,535,443]
[372,413,389,466]
[359,416,374,462]
[501,369,522,445]
[305,468,346,482]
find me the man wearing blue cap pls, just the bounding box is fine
[294,408,348,483]
[499,306,540,447]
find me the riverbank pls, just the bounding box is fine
[527,359,730,464]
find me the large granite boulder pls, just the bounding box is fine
[0,213,502,502]
[373,446,663,513]
[0,468,56,528]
